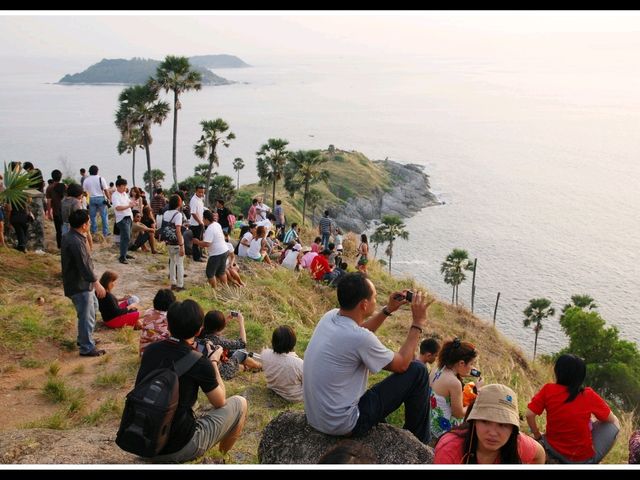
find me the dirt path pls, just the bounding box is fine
[0,234,211,433]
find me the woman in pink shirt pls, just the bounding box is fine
[526,354,620,463]
[435,384,545,464]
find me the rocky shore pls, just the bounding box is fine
[329,160,441,233]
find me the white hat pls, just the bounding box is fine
[293,244,302,251]
[336,245,344,251]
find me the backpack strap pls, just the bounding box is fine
[174,349,202,377]
[170,211,180,224]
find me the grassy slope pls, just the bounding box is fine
[0,148,633,463]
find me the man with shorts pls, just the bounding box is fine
[193,210,228,289]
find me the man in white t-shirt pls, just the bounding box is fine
[256,198,270,222]
[237,224,256,258]
[189,185,206,262]
[82,165,111,237]
[193,210,228,288]
[111,178,137,264]
[303,272,433,444]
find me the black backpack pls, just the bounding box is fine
[115,348,201,457]
[158,212,180,245]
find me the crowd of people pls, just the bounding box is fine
[1,161,633,465]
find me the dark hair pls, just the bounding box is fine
[360,233,368,243]
[88,165,98,175]
[167,299,204,339]
[68,209,89,229]
[168,194,182,211]
[252,198,259,205]
[51,169,62,182]
[66,183,83,198]
[216,199,225,206]
[318,440,376,464]
[437,338,478,380]
[99,270,118,290]
[153,288,176,312]
[337,272,373,310]
[132,209,140,218]
[314,236,322,244]
[203,209,214,222]
[109,182,114,187]
[202,310,226,335]
[340,261,348,270]
[154,188,163,195]
[324,210,329,217]
[272,325,296,354]
[291,222,298,229]
[23,161,34,170]
[115,178,127,187]
[79,168,86,174]
[447,422,521,464]
[276,199,282,205]
[420,337,441,356]
[554,354,586,403]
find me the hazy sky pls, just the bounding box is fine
[1,11,640,65]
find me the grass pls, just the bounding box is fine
[19,358,44,369]
[82,398,123,426]
[43,378,70,403]
[47,360,61,377]
[94,371,128,389]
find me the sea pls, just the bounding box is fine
[1,49,638,355]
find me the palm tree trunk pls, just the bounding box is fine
[452,287,455,304]
[143,134,152,196]
[388,242,393,273]
[272,178,276,207]
[236,170,240,190]
[172,91,179,190]
[205,161,213,209]
[455,285,459,305]
[533,331,539,360]
[302,182,309,226]
[131,148,136,187]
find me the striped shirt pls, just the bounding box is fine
[319,216,333,234]
[283,227,299,244]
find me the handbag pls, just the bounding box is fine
[159,212,180,245]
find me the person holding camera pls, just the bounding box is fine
[82,165,111,237]
[304,272,433,444]
[429,338,482,444]
[197,309,262,380]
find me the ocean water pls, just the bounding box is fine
[1,52,638,355]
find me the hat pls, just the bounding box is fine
[293,244,302,251]
[301,246,312,253]
[336,245,344,251]
[467,384,519,427]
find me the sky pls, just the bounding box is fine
[1,11,640,66]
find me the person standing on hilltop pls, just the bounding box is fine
[61,209,106,357]
[304,272,433,444]
[318,210,334,250]
[83,165,111,237]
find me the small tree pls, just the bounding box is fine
[232,157,244,190]
[283,149,330,225]
[560,294,598,322]
[440,249,475,305]
[142,169,166,188]
[523,298,555,361]
[0,163,40,209]
[256,138,289,205]
[372,215,409,273]
[193,119,235,208]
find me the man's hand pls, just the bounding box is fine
[387,290,409,313]
[94,282,106,299]
[410,291,433,329]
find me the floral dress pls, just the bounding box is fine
[429,367,463,441]
[203,334,246,380]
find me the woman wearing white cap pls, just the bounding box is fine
[434,383,546,464]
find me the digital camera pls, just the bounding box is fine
[470,368,481,378]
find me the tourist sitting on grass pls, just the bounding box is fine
[197,310,262,380]
[224,232,245,287]
[310,248,334,281]
[526,354,620,464]
[418,337,441,375]
[434,384,545,464]
[139,288,176,357]
[260,326,304,402]
[97,270,142,329]
[246,225,273,265]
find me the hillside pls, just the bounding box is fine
[58,58,233,86]
[189,54,250,68]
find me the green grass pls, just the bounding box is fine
[19,358,44,369]
[47,360,61,377]
[94,371,128,389]
[23,411,70,430]
[82,398,123,426]
[43,378,70,403]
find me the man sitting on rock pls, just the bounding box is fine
[303,272,433,444]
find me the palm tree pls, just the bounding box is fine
[283,150,330,225]
[193,119,235,208]
[373,215,409,273]
[232,157,245,190]
[440,248,475,305]
[153,56,202,189]
[523,298,555,360]
[0,162,40,210]
[560,294,597,320]
[115,83,170,195]
[306,188,323,221]
[116,127,143,187]
[256,138,289,205]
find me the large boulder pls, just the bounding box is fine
[258,411,433,464]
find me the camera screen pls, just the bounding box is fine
[405,291,414,303]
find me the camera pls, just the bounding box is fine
[103,199,112,208]
[405,291,414,303]
[470,368,481,378]
[231,310,239,317]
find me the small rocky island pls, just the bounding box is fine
[58,54,249,86]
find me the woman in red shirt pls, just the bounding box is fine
[526,354,620,463]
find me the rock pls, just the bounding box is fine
[258,411,433,464]
[0,428,147,464]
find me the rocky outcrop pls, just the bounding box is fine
[329,160,441,234]
[0,427,146,464]
[258,411,433,464]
